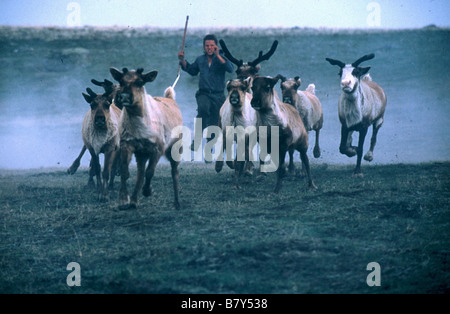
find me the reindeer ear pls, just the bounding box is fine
[270,76,280,88]
[110,67,123,82]
[354,66,371,78]
[241,78,250,90]
[82,92,92,104]
[294,76,301,87]
[226,80,233,91]
[142,70,158,83]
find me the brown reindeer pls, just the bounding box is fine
[67,79,120,176]
[279,75,323,174]
[79,87,121,199]
[219,39,278,80]
[110,67,183,210]
[250,75,316,193]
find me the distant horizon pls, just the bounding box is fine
[2,0,449,30]
[0,23,446,31]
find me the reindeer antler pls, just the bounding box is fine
[352,53,375,67]
[86,88,97,98]
[91,79,115,94]
[219,39,243,67]
[325,57,346,68]
[276,74,287,82]
[248,40,279,67]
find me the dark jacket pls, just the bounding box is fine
[181,53,234,93]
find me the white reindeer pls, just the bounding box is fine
[326,53,387,176]
[215,78,257,187]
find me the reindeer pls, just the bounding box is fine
[219,39,278,81]
[110,67,183,210]
[250,75,316,193]
[78,87,121,199]
[278,75,323,174]
[215,78,257,187]
[325,53,387,176]
[218,40,278,174]
[67,79,120,176]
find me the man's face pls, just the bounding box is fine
[204,40,217,56]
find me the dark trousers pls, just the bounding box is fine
[195,90,225,132]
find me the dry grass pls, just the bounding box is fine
[0,161,449,293]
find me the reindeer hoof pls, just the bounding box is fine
[353,172,364,178]
[313,146,321,158]
[142,187,152,197]
[341,146,357,157]
[215,161,224,173]
[364,152,373,162]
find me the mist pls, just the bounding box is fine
[0,26,449,169]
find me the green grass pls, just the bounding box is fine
[0,161,449,293]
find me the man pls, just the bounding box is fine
[178,34,234,151]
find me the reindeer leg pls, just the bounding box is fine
[364,118,383,162]
[142,144,162,198]
[313,129,321,158]
[340,126,357,157]
[169,157,181,210]
[109,148,120,190]
[87,157,95,189]
[67,145,86,175]
[131,153,148,208]
[88,148,102,197]
[234,160,245,189]
[299,146,317,189]
[215,130,226,173]
[166,144,181,210]
[101,148,116,201]
[119,143,133,209]
[354,127,368,176]
[274,146,287,193]
[244,135,255,176]
[288,147,295,175]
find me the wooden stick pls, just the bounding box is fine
[172,15,189,89]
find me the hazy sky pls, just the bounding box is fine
[1,0,449,29]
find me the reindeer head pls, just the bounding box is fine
[220,40,278,80]
[325,53,374,93]
[82,88,114,130]
[250,76,280,111]
[109,67,157,111]
[278,75,301,106]
[226,78,250,111]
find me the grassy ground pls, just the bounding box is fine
[0,161,449,294]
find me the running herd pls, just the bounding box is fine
[67,40,387,210]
